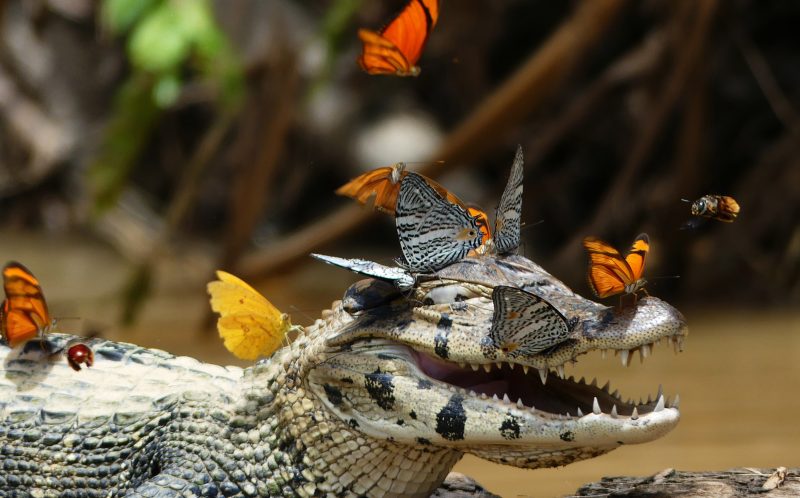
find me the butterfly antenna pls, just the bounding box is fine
[520,219,544,233]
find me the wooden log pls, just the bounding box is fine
[571,467,797,497]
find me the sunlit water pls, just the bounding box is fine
[2,232,798,497]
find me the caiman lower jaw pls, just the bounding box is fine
[412,348,679,421]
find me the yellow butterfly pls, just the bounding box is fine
[207,270,298,360]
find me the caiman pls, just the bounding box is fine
[0,254,686,497]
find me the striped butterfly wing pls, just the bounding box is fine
[396,172,482,272]
[1,261,52,347]
[489,286,571,357]
[311,254,415,290]
[358,0,439,76]
[493,145,524,254]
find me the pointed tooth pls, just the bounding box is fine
[631,407,639,420]
[590,378,598,387]
[522,365,529,374]
[483,364,492,373]
[677,337,685,352]
[601,381,610,393]
[642,344,651,358]
[517,398,524,409]
[577,407,584,417]
[620,350,630,367]
[530,405,535,413]
[593,397,601,414]
[471,363,479,371]
[671,394,680,409]
[509,363,516,371]
[611,405,618,418]
[503,393,511,404]
[654,395,665,412]
[556,365,566,379]
[612,389,620,399]
[579,376,586,385]
[458,362,466,369]
[492,394,499,402]
[538,368,548,385]
[469,390,477,397]
[496,362,503,370]
[674,340,680,354]
[568,375,575,382]
[480,393,488,400]
[565,412,571,419]
[646,394,652,404]
[657,384,663,400]
[601,349,607,359]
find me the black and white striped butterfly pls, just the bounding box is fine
[395,172,483,273]
[311,253,415,290]
[489,286,572,358]
[492,145,524,254]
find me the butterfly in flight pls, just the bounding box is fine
[337,163,491,244]
[1,261,56,348]
[395,172,484,272]
[489,286,572,358]
[682,194,740,229]
[582,234,650,301]
[208,271,300,361]
[357,0,439,76]
[489,145,524,254]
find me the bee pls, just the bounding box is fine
[681,195,740,229]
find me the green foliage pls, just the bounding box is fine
[90,0,244,217]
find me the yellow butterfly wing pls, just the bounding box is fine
[207,270,290,360]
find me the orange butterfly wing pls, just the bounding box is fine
[358,0,439,76]
[336,164,406,214]
[623,234,649,282]
[583,235,649,299]
[1,262,52,347]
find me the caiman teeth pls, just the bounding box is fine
[620,349,630,367]
[409,349,679,418]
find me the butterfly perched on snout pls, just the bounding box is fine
[1,261,56,348]
[336,163,491,244]
[395,172,484,272]
[489,286,572,357]
[357,0,439,76]
[208,271,298,361]
[582,234,650,301]
[488,145,524,255]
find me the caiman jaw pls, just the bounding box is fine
[309,256,687,469]
[411,348,676,420]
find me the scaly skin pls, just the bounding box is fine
[0,254,687,497]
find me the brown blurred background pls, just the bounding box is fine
[1,0,798,496]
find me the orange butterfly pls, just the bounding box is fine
[357,0,439,76]
[336,163,491,244]
[1,261,55,347]
[582,234,650,300]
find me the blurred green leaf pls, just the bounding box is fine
[88,75,160,215]
[128,2,192,73]
[103,0,159,33]
[153,73,181,107]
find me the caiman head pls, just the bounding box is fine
[302,253,686,471]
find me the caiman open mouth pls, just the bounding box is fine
[411,349,676,419]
